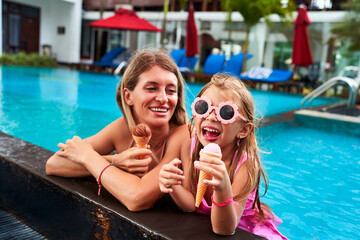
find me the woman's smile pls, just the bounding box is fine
[130,65,178,126]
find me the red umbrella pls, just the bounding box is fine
[185,6,198,57]
[291,6,313,66]
[89,9,161,32]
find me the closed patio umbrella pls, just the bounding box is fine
[185,5,198,57]
[291,6,313,67]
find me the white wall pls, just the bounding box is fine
[4,0,82,63]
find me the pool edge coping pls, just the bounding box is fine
[295,109,360,124]
[0,131,263,240]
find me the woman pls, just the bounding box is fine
[46,48,189,211]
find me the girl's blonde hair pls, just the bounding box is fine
[116,48,187,131]
[189,73,270,221]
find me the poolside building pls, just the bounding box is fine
[1,0,359,79]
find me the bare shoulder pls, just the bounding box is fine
[180,137,192,167]
[180,137,192,159]
[166,124,190,151]
[161,124,190,164]
[167,124,190,142]
[86,117,131,154]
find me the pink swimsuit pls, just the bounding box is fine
[191,139,288,240]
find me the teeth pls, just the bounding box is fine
[151,108,167,112]
[203,127,219,133]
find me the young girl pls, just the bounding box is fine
[159,73,287,239]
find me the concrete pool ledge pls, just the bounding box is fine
[295,109,360,124]
[294,109,360,138]
[0,132,264,239]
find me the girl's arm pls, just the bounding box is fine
[195,154,251,235]
[210,167,249,235]
[159,139,196,212]
[57,124,190,212]
[171,138,197,212]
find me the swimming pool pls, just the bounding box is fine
[0,66,337,151]
[1,66,355,239]
[258,116,360,239]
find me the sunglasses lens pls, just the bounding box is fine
[219,105,235,120]
[195,100,208,115]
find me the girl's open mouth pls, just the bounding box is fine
[202,126,220,141]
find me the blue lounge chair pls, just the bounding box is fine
[178,56,198,72]
[93,46,127,68]
[202,54,226,74]
[222,53,253,75]
[170,49,186,65]
[184,54,226,82]
[239,67,293,83]
[239,67,296,92]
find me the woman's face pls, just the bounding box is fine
[194,87,246,150]
[125,65,178,128]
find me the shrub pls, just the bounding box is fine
[0,52,58,68]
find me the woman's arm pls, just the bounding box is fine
[58,124,190,212]
[46,118,151,177]
[95,124,190,211]
[45,118,120,176]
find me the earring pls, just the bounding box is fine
[236,137,240,147]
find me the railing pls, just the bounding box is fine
[113,61,127,75]
[301,76,360,108]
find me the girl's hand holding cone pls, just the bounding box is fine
[194,143,232,207]
[194,153,230,192]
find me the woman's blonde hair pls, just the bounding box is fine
[189,73,270,221]
[116,48,187,131]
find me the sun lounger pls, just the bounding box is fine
[93,46,127,68]
[178,56,198,72]
[222,53,253,75]
[240,67,293,83]
[185,54,226,82]
[239,67,297,92]
[170,49,186,65]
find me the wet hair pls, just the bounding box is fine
[116,48,187,131]
[188,73,270,222]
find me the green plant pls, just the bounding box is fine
[331,0,360,51]
[0,52,58,68]
[222,0,295,72]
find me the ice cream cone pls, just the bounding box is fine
[133,135,151,149]
[132,123,152,159]
[195,150,222,207]
[195,169,211,207]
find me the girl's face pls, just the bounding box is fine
[124,65,178,128]
[194,87,248,150]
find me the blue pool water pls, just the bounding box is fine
[258,120,360,239]
[1,66,356,239]
[0,66,338,151]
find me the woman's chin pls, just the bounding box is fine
[147,118,171,128]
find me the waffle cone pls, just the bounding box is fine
[195,151,222,207]
[132,135,150,149]
[132,135,151,159]
[195,170,211,207]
